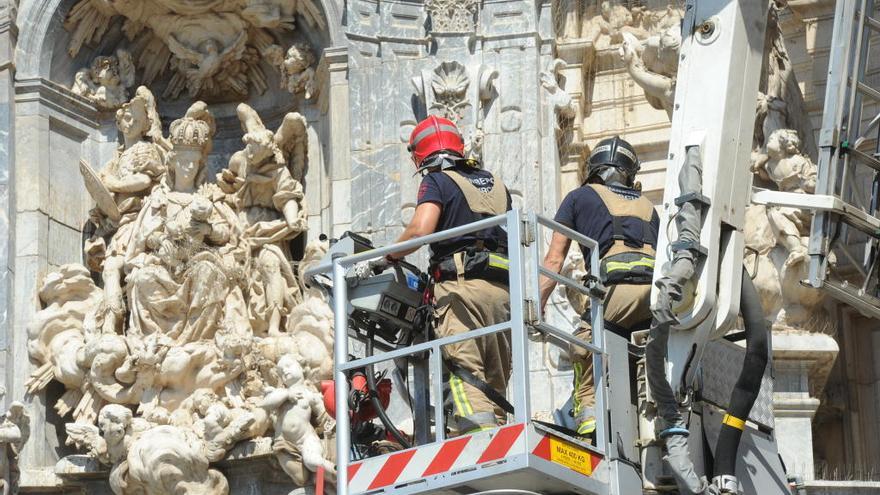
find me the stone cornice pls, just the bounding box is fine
[15,77,100,128]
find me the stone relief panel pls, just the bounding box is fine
[64,0,326,101]
[426,0,479,33]
[26,89,335,493]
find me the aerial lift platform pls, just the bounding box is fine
[305,0,880,493]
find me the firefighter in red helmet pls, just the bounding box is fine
[386,115,513,435]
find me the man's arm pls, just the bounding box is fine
[388,202,441,260]
[539,231,572,310]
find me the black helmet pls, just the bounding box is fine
[586,136,640,186]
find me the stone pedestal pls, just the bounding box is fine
[772,329,839,482]
[53,439,314,495]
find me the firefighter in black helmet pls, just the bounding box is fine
[539,136,659,440]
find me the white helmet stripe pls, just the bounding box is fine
[410,124,461,148]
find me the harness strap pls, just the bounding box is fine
[446,360,515,415]
[443,170,508,216]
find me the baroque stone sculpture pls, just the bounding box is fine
[619,26,680,119]
[27,89,335,492]
[0,393,29,495]
[64,0,323,100]
[71,49,136,110]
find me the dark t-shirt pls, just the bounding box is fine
[554,184,660,261]
[417,166,512,262]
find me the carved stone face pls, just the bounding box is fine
[117,100,149,141]
[171,148,203,190]
[98,405,131,445]
[277,356,304,387]
[93,57,121,86]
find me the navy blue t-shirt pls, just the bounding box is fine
[417,167,512,262]
[554,184,660,261]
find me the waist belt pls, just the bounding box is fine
[432,249,510,284]
[599,251,655,285]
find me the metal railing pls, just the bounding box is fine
[311,209,609,495]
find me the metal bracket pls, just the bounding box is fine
[523,298,538,325]
[584,275,607,299]
[674,191,711,208]
[521,219,536,246]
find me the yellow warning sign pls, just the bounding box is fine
[548,437,593,476]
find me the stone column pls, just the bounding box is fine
[772,328,839,481]
[0,0,15,403]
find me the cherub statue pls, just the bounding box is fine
[619,28,680,119]
[218,104,308,336]
[72,49,136,111]
[265,43,318,99]
[260,355,336,486]
[189,390,257,462]
[754,129,818,267]
[67,404,228,495]
[0,399,29,495]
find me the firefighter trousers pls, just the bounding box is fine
[570,283,652,435]
[434,277,511,435]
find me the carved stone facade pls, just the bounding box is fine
[1,0,879,493]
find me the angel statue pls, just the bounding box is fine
[260,355,336,486]
[0,399,29,495]
[218,104,309,336]
[71,49,136,111]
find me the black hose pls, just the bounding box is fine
[713,267,769,477]
[366,332,412,449]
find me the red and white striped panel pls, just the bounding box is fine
[348,423,526,493]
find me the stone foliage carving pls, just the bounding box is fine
[64,0,324,100]
[27,90,335,492]
[0,393,29,495]
[426,0,479,33]
[619,26,680,119]
[72,49,136,111]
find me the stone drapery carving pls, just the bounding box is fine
[63,0,324,100]
[71,49,136,110]
[0,394,29,495]
[426,0,479,33]
[619,26,680,119]
[27,90,334,492]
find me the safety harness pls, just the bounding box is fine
[431,169,511,284]
[588,184,657,286]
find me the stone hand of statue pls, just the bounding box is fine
[217,168,245,194]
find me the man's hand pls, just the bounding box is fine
[352,256,395,280]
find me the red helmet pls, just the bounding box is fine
[408,116,465,169]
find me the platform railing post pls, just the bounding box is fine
[590,248,608,451]
[506,209,530,423]
[332,253,350,495]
